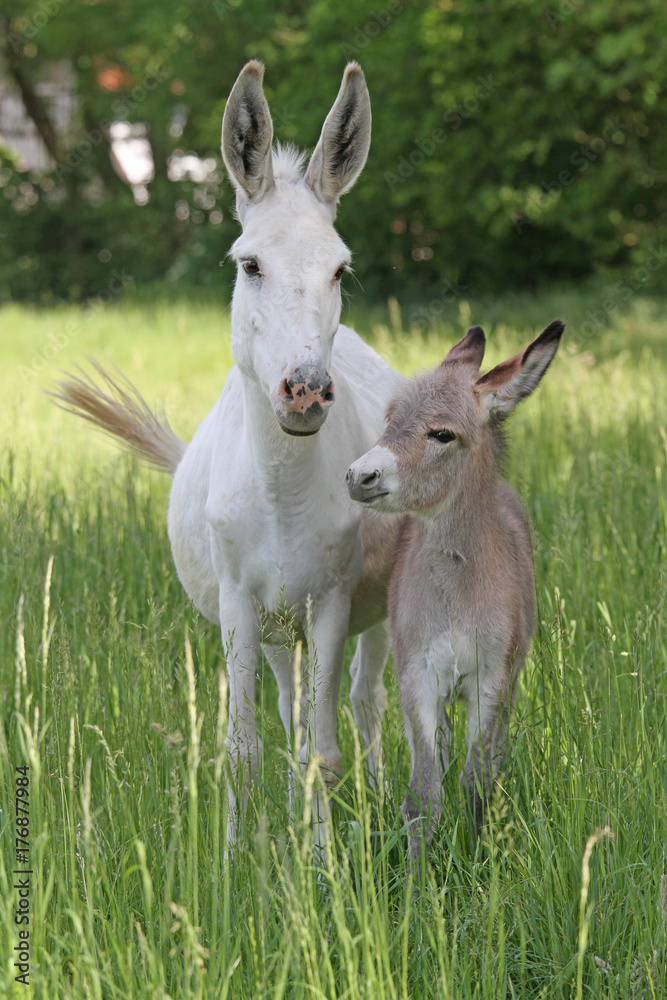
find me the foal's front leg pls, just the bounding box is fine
[401,695,452,861]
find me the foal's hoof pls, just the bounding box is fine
[401,794,422,824]
[401,797,433,865]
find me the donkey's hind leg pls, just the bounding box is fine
[349,620,391,780]
[265,645,298,748]
[265,643,303,815]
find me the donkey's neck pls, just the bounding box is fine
[239,369,325,469]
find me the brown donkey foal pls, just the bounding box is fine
[346,320,564,855]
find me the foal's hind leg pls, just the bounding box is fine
[462,681,509,835]
[349,621,391,780]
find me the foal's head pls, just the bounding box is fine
[222,61,371,436]
[346,321,564,513]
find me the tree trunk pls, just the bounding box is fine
[5,45,64,165]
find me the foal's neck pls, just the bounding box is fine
[420,439,502,567]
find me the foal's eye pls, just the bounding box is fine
[428,428,457,445]
[242,259,260,276]
[334,265,347,282]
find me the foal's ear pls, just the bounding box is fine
[304,63,371,207]
[222,61,274,208]
[474,320,565,417]
[442,326,486,370]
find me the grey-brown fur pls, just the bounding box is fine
[346,320,564,855]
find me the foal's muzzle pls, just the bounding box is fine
[345,463,388,503]
[346,445,399,507]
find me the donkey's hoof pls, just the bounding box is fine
[299,745,343,789]
[319,754,343,789]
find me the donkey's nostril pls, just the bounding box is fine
[361,470,381,488]
[345,468,352,483]
[278,366,333,416]
[279,377,294,401]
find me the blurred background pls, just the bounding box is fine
[1,12,666,996]
[1,0,666,308]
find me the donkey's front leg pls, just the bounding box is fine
[298,591,350,853]
[299,591,350,784]
[219,586,261,845]
[265,643,303,814]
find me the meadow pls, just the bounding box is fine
[0,287,665,999]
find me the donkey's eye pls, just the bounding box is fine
[334,265,347,282]
[428,428,456,445]
[242,259,260,276]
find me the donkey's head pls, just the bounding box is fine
[346,320,564,512]
[222,61,371,436]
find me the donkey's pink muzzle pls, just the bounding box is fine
[272,363,335,435]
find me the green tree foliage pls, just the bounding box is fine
[0,0,665,302]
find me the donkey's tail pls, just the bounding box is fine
[48,361,187,475]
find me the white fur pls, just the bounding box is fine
[167,64,403,840]
[228,181,350,405]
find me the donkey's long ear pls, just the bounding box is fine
[475,320,565,417]
[304,63,371,207]
[222,61,274,207]
[442,326,486,370]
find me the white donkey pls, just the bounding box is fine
[53,62,404,837]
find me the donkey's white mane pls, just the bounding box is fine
[272,142,308,183]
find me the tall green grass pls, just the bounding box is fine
[0,289,665,998]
